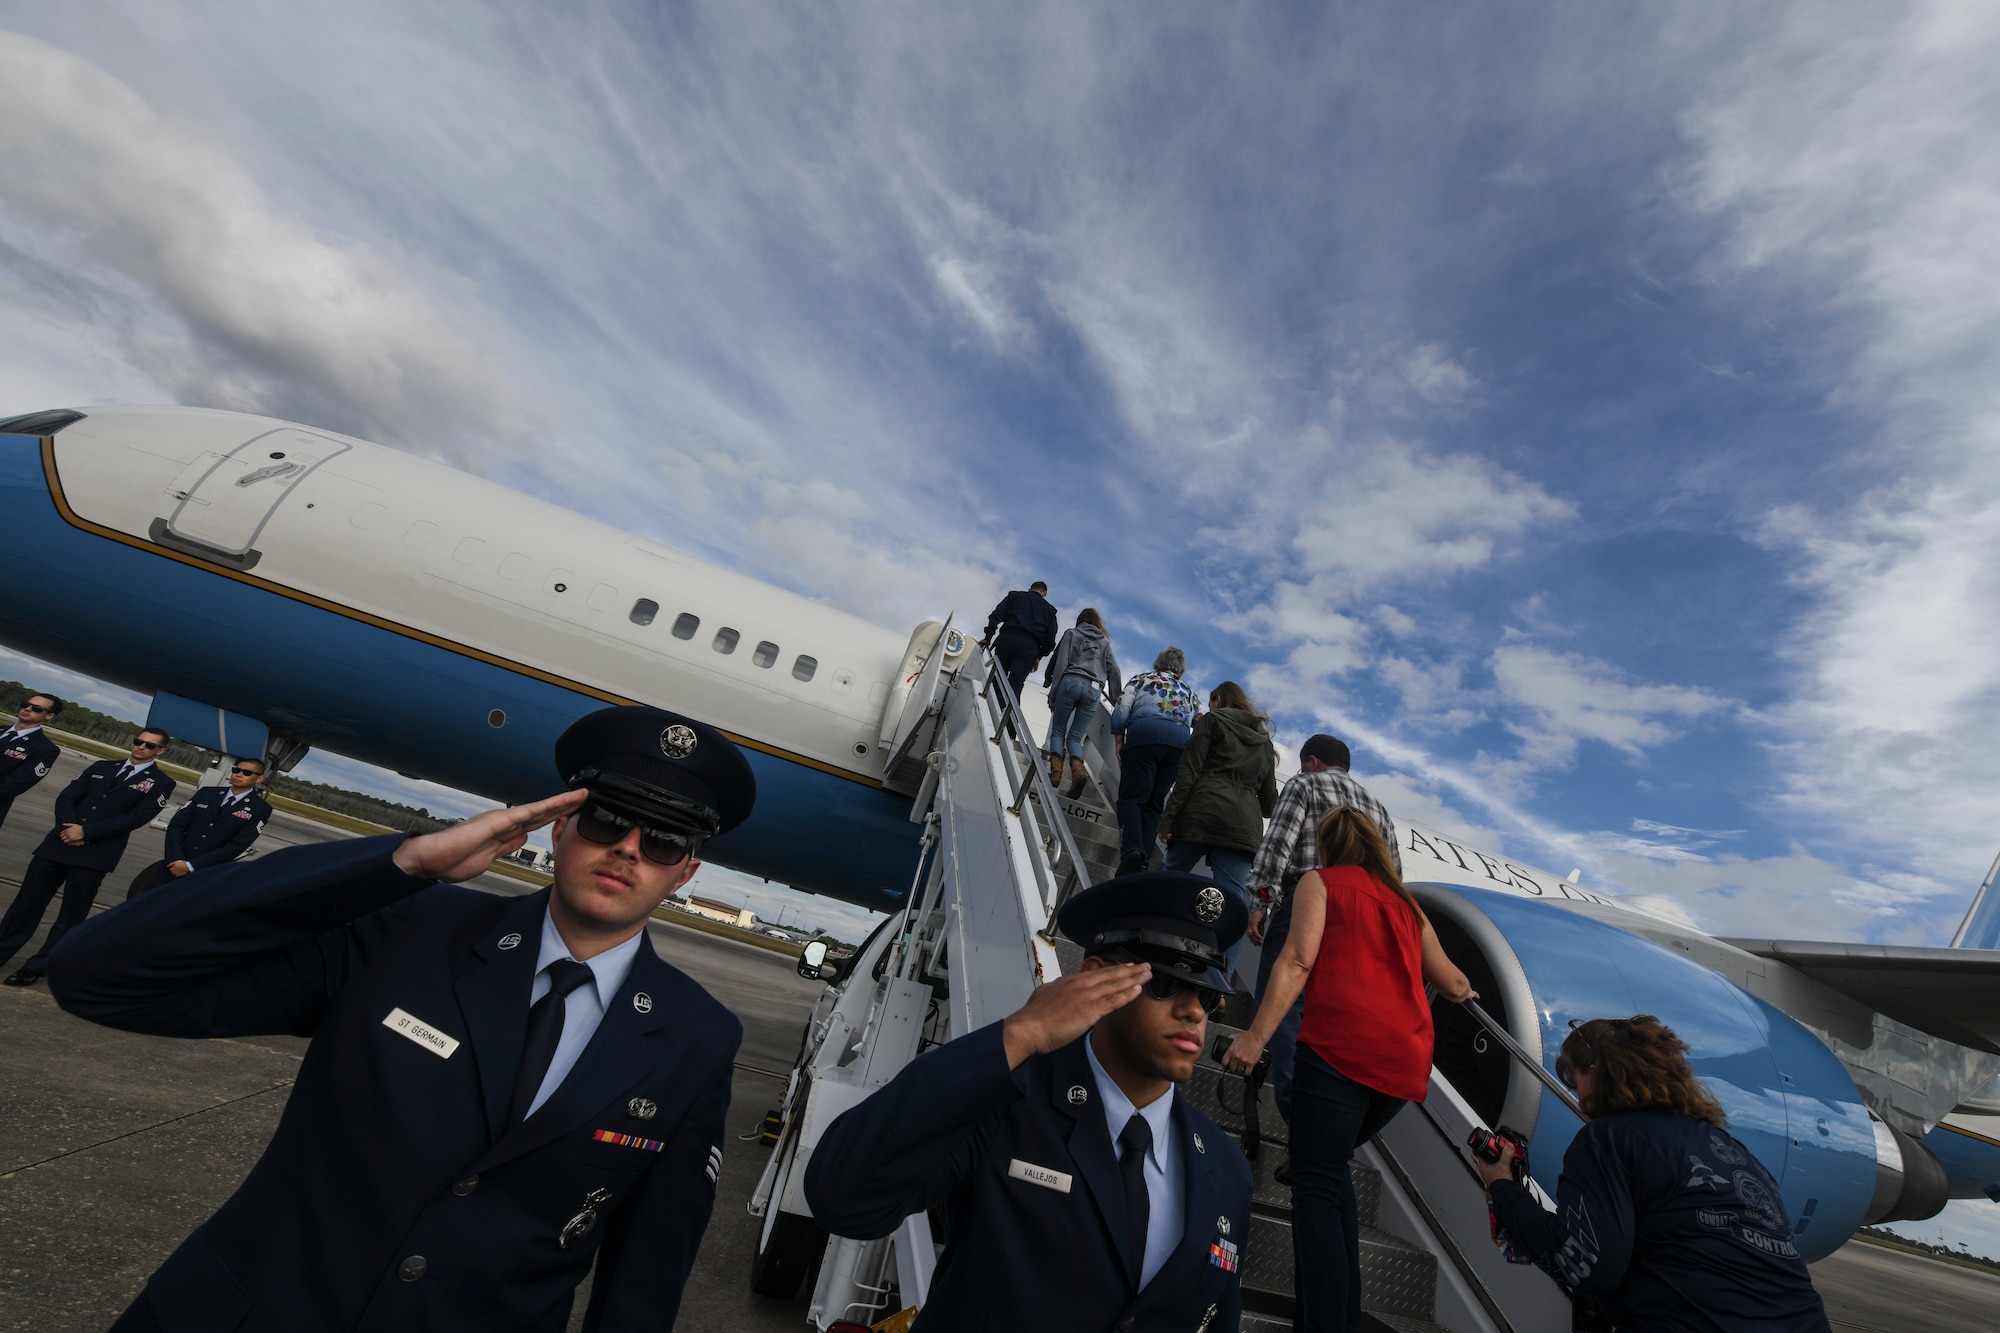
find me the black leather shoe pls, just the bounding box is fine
[2,968,43,987]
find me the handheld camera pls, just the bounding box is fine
[1466,1124,1530,1182]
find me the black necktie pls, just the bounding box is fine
[1118,1113,1152,1286]
[509,959,596,1128]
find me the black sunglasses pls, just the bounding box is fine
[21,702,51,714]
[1108,951,1226,1016]
[132,736,165,749]
[230,766,265,777]
[572,799,699,866]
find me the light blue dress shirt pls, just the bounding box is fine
[524,909,644,1118]
[1086,1035,1184,1288]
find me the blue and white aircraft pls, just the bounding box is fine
[2,403,1997,1254]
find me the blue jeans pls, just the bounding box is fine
[1253,895,1306,1126]
[1290,1048,1406,1333]
[1163,840,1252,974]
[1044,674,1101,759]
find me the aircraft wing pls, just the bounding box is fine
[1720,939,2000,1056]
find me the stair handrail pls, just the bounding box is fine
[976,649,1097,917]
[1459,997,1586,1121]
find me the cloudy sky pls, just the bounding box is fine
[4,0,1999,1248]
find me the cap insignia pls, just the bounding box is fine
[1067,1085,1089,1105]
[1194,886,1225,924]
[660,724,697,759]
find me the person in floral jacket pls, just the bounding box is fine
[1108,648,1202,876]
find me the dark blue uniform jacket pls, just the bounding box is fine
[1489,1111,1831,1332]
[806,1023,1252,1333]
[984,589,1059,656]
[47,835,742,1333]
[0,726,59,821]
[163,787,273,869]
[37,759,176,870]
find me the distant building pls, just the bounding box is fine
[681,895,757,929]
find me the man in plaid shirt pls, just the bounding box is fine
[1245,734,1400,1131]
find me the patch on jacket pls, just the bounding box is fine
[592,1129,665,1153]
[233,808,254,819]
[1208,1236,1240,1272]
[133,778,155,792]
[4,748,25,759]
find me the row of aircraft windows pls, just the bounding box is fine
[373,506,824,684]
[634,599,817,681]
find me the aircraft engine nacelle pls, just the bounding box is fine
[1415,882,1884,1260]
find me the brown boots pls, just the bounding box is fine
[1046,752,1065,788]
[1066,756,1089,799]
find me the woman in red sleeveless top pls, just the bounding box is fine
[1223,807,1474,1333]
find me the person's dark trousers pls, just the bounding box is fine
[1253,895,1307,1125]
[991,626,1041,704]
[0,856,109,973]
[1114,742,1181,873]
[1289,1047,1407,1333]
[126,859,178,900]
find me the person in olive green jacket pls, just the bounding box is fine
[1157,682,1278,962]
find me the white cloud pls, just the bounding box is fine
[1489,644,1730,772]
[1678,0,2000,911]
[0,32,526,461]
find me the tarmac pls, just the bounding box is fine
[2,745,1996,1331]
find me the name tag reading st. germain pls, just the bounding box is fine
[382,1007,461,1058]
[1008,1159,1072,1193]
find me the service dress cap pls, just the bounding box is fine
[1056,871,1247,994]
[554,705,756,838]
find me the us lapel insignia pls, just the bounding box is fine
[1193,1132,1206,1154]
[1067,1085,1088,1104]
[558,1187,614,1249]
[497,932,522,950]
[632,992,653,1013]
[628,1097,657,1120]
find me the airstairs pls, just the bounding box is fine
[747,633,1585,1331]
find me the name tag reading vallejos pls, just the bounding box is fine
[1007,1158,1072,1193]
[382,1007,461,1058]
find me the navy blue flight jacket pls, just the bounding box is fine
[984,589,1060,656]
[35,758,177,871]
[0,725,59,823]
[47,835,742,1333]
[806,1023,1252,1333]
[164,786,273,869]
[1488,1110,1831,1332]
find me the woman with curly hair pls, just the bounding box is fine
[1477,1016,1831,1331]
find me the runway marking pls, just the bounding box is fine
[1,1077,294,1178]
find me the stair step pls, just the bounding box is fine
[1242,1215,1439,1324]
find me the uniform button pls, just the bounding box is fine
[399,1255,428,1282]
[451,1176,479,1196]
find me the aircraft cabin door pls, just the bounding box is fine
[150,427,352,570]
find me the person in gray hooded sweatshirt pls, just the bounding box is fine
[1159,680,1278,961]
[1041,608,1121,798]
